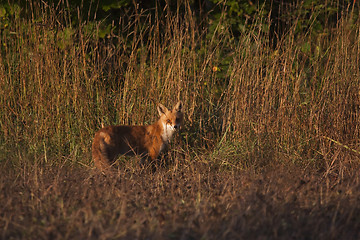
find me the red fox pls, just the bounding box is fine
[92,101,183,171]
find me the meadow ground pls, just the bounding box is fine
[1,156,359,240]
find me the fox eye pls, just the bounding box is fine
[166,119,171,124]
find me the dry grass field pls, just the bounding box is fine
[0,1,360,239]
[1,159,360,239]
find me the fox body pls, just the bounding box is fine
[92,101,183,171]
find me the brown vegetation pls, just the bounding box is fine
[0,1,359,239]
[1,160,359,239]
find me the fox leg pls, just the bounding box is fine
[92,132,114,172]
[94,155,111,171]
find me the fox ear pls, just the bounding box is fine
[173,101,183,112]
[157,103,168,116]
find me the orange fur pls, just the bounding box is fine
[92,101,183,171]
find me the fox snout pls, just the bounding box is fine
[173,122,182,130]
[168,123,179,131]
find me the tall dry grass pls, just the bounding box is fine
[0,1,226,165]
[222,10,360,175]
[0,1,359,173]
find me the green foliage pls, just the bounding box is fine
[210,0,268,36]
[100,0,130,11]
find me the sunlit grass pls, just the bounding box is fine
[0,1,359,238]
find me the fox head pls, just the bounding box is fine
[157,101,183,142]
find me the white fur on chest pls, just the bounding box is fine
[161,122,176,150]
